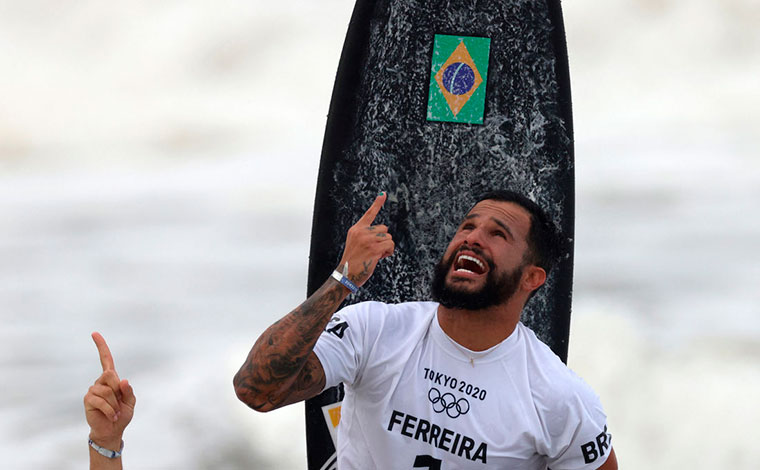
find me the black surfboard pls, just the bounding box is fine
[305,1,574,468]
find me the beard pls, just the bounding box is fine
[431,248,524,311]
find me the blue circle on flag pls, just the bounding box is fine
[442,62,475,95]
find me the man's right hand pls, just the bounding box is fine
[337,192,395,288]
[234,193,395,412]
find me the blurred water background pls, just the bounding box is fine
[1,0,758,468]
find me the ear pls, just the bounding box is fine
[521,266,546,293]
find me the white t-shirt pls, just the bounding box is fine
[313,301,611,470]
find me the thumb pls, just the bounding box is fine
[120,380,136,408]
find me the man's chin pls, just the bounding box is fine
[445,273,488,293]
[436,293,487,311]
[436,283,488,310]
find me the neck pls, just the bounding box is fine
[436,295,525,351]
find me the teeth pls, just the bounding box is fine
[455,268,476,274]
[457,255,485,271]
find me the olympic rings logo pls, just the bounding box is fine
[428,387,470,418]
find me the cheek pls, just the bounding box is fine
[494,249,522,269]
[440,240,461,264]
[442,245,456,263]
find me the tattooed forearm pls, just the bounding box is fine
[233,279,347,412]
[235,195,393,411]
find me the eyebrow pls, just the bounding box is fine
[463,213,514,240]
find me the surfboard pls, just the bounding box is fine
[305,1,574,468]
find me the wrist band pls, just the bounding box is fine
[88,438,124,459]
[331,268,358,293]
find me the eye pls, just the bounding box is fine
[492,230,507,239]
[460,222,475,231]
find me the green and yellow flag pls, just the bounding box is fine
[427,34,491,124]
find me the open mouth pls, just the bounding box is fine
[453,254,487,276]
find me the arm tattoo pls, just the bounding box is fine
[234,280,345,411]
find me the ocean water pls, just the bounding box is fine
[1,0,759,468]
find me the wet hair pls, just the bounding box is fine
[473,190,561,276]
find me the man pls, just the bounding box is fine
[84,333,136,470]
[234,190,617,469]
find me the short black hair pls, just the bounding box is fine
[474,190,561,276]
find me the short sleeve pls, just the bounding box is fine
[542,379,612,470]
[313,302,371,390]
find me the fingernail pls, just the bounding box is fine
[114,412,120,422]
[378,191,385,196]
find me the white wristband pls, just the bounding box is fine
[89,439,124,459]
[331,265,358,293]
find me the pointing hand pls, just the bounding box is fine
[84,333,136,450]
[336,192,395,288]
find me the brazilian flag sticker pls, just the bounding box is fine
[427,34,491,124]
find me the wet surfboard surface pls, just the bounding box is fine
[305,1,574,468]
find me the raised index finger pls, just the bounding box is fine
[357,192,387,226]
[92,332,115,372]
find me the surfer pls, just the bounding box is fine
[234,190,617,469]
[84,332,135,470]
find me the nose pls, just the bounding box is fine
[463,226,485,247]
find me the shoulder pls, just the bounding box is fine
[518,324,605,425]
[516,326,611,467]
[519,323,581,386]
[334,301,438,328]
[325,301,437,343]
